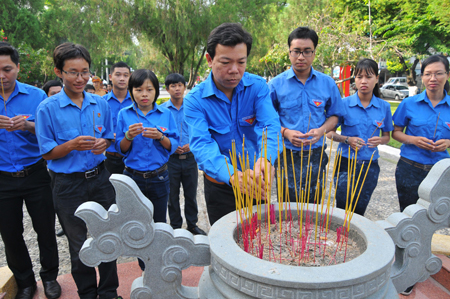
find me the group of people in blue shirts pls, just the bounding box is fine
[0,21,449,299]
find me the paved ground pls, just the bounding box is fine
[0,140,448,279]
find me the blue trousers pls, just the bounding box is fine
[167,154,199,229]
[335,157,380,216]
[395,158,430,212]
[278,147,328,204]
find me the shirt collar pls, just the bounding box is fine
[287,66,317,81]
[106,90,131,101]
[166,99,183,110]
[129,102,164,114]
[15,81,30,95]
[201,71,249,100]
[59,89,97,108]
[417,90,450,106]
[349,93,381,108]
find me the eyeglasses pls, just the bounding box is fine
[62,70,91,79]
[422,72,448,79]
[289,50,314,58]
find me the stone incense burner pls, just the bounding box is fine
[76,159,450,298]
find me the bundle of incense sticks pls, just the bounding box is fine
[227,129,375,265]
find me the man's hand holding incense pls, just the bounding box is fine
[0,115,13,130]
[91,138,110,155]
[432,139,450,152]
[229,169,268,201]
[284,129,308,147]
[70,136,96,151]
[5,115,34,132]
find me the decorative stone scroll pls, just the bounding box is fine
[377,158,450,293]
[75,174,210,299]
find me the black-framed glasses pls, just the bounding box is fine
[289,50,314,58]
[62,70,91,79]
[422,72,448,79]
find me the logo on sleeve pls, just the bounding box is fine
[376,120,383,127]
[96,125,103,132]
[21,114,32,120]
[312,99,323,107]
[446,122,450,129]
[159,126,167,132]
[242,114,256,125]
[97,113,101,118]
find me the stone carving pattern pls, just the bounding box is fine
[376,158,450,293]
[75,174,211,299]
[211,256,389,298]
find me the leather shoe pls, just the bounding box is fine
[43,280,61,299]
[56,229,65,237]
[188,226,207,235]
[15,283,36,299]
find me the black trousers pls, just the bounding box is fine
[52,168,118,299]
[0,166,59,289]
[204,176,237,226]
[104,152,125,175]
[167,154,199,229]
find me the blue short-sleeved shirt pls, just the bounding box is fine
[36,89,114,173]
[393,90,450,164]
[160,99,190,153]
[0,81,46,172]
[337,94,393,161]
[184,72,281,185]
[269,67,345,150]
[115,103,179,171]
[102,90,133,153]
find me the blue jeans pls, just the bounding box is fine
[335,157,380,216]
[278,147,328,204]
[395,158,430,212]
[124,168,170,271]
[167,154,199,229]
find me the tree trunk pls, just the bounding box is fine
[187,47,207,89]
[408,58,419,85]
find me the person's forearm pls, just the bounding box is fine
[160,136,171,151]
[320,116,339,134]
[25,121,36,134]
[392,128,413,144]
[42,141,74,160]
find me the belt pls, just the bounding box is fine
[106,151,123,158]
[0,159,47,178]
[171,152,194,160]
[204,173,225,185]
[50,161,105,179]
[400,156,433,172]
[125,164,168,178]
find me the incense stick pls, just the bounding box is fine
[1,78,6,115]
[93,110,95,138]
[133,102,141,122]
[369,118,385,138]
[433,112,440,139]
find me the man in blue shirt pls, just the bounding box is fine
[269,27,345,204]
[184,23,281,225]
[161,73,206,235]
[103,61,132,174]
[36,43,120,299]
[0,42,60,299]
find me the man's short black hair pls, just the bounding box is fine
[0,42,19,66]
[111,61,130,73]
[43,80,63,96]
[207,23,252,60]
[165,73,186,87]
[53,42,91,71]
[84,84,95,91]
[288,27,319,49]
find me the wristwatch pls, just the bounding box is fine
[159,134,165,142]
[344,136,349,145]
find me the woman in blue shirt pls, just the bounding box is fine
[393,55,450,212]
[116,69,179,225]
[327,59,393,215]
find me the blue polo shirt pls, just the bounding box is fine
[269,67,345,150]
[337,94,393,161]
[393,90,450,164]
[102,90,133,153]
[184,72,281,185]
[160,99,190,152]
[36,89,114,173]
[115,103,179,171]
[0,81,46,172]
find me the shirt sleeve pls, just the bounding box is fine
[35,102,58,155]
[163,111,179,155]
[268,80,280,113]
[383,102,394,132]
[115,110,128,156]
[254,81,282,165]
[185,94,234,185]
[324,79,345,118]
[392,100,408,127]
[100,99,114,140]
